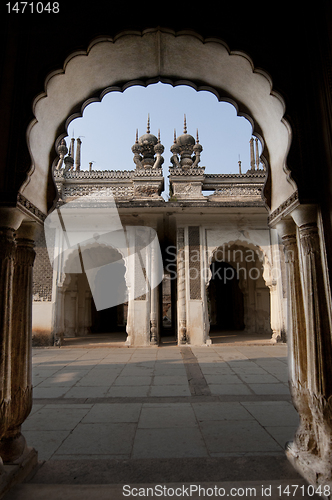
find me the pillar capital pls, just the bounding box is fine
[291,204,317,228]
[16,220,41,242]
[0,208,24,231]
[274,217,297,239]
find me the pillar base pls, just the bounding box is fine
[286,440,332,488]
[0,447,38,499]
[0,429,28,464]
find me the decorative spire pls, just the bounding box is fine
[183,114,187,134]
[196,129,199,143]
[249,137,255,170]
[135,129,139,143]
[75,137,82,172]
[147,114,150,133]
[255,137,260,170]
[173,129,177,143]
[69,137,75,161]
[157,129,161,144]
[56,138,68,170]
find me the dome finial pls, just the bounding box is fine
[196,129,199,143]
[173,129,177,143]
[183,114,187,134]
[147,114,150,133]
[135,129,139,143]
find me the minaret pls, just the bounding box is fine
[255,137,260,170]
[56,138,68,170]
[249,137,255,170]
[75,137,82,171]
[69,137,75,159]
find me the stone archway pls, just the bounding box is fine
[207,241,274,340]
[3,25,332,491]
[23,28,295,219]
[55,241,129,343]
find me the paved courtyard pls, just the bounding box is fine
[23,342,298,461]
[6,342,321,499]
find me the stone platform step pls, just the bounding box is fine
[4,480,322,500]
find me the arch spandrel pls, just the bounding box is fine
[23,28,295,215]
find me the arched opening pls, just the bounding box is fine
[207,242,273,343]
[7,26,313,492]
[24,28,295,217]
[59,243,129,345]
[208,261,245,332]
[3,20,332,494]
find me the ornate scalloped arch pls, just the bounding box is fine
[62,241,129,291]
[207,239,272,288]
[23,28,295,214]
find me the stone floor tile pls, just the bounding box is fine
[120,367,154,377]
[132,427,208,458]
[51,454,131,460]
[112,376,152,386]
[32,386,70,398]
[192,402,255,422]
[236,373,280,384]
[241,401,299,427]
[208,384,252,395]
[75,372,118,387]
[22,407,90,431]
[37,370,90,387]
[265,425,297,448]
[199,421,282,453]
[32,367,64,377]
[64,386,110,398]
[29,404,45,416]
[152,375,189,385]
[82,403,142,423]
[54,423,136,456]
[225,363,268,375]
[149,385,191,397]
[199,364,234,375]
[138,405,197,429]
[22,430,71,460]
[248,383,290,395]
[107,385,150,398]
[204,374,243,384]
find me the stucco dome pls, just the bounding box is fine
[139,133,158,146]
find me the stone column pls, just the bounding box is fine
[281,206,332,486]
[150,242,158,345]
[0,218,38,464]
[177,228,187,344]
[0,226,16,461]
[275,218,314,461]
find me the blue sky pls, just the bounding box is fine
[67,82,259,191]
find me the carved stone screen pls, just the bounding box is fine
[188,226,201,300]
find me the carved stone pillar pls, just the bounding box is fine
[283,205,332,486]
[0,221,38,463]
[0,227,16,463]
[177,228,187,344]
[275,218,314,459]
[150,243,158,345]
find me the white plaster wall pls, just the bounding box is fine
[32,302,53,333]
